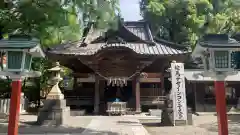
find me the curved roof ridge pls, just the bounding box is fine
[123,21,155,44]
[154,37,190,51]
[119,21,148,43]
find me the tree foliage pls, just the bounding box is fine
[0,0,119,102]
[140,0,240,46]
[0,0,119,46]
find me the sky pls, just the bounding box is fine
[119,0,142,21]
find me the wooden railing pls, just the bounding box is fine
[65,96,94,106]
[140,88,162,97]
[140,96,166,105]
[63,88,94,96]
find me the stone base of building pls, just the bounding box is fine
[36,99,70,126]
[135,110,142,114]
[149,109,162,117]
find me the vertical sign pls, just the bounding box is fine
[171,62,187,122]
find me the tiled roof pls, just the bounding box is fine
[199,34,240,48]
[48,20,190,56]
[0,40,38,48]
[232,33,240,41]
[49,42,188,56]
[124,21,153,41]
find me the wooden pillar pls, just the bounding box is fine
[135,75,141,113]
[160,72,165,96]
[161,64,168,95]
[94,76,100,114]
[73,77,78,90]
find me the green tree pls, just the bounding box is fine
[0,0,119,105]
[0,0,119,44]
[140,0,240,46]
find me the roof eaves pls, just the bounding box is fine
[154,37,190,51]
[124,20,147,26]
[232,33,240,41]
[120,22,147,43]
[47,40,82,53]
[146,23,154,42]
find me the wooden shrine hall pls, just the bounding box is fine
[47,19,190,114]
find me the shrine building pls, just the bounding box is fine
[46,19,191,114]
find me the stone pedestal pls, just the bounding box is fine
[237,98,240,109]
[161,107,193,126]
[37,99,70,126]
[161,94,193,126]
[161,94,174,126]
[161,108,174,126]
[36,62,70,126]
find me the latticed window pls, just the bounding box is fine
[214,51,229,68]
[7,51,23,69]
[24,53,32,70]
[231,51,240,69]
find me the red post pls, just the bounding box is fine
[214,81,228,135]
[8,80,22,135]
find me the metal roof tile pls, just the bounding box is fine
[49,42,188,56]
[124,21,151,42]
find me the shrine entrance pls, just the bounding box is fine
[103,82,133,103]
[102,81,133,115]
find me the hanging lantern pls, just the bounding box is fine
[0,34,45,73]
[192,34,240,73]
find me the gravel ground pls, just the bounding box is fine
[140,114,240,135]
[0,114,93,134]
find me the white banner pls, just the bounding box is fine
[171,62,187,121]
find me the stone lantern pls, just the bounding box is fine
[191,34,240,77]
[46,62,64,99]
[0,34,44,78]
[37,62,70,126]
[0,34,45,135]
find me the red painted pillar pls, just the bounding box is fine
[214,81,228,135]
[8,80,22,135]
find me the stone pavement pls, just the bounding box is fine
[0,115,92,134]
[143,114,240,135]
[0,115,149,135]
[81,116,149,135]
[2,114,240,135]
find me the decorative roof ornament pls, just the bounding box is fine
[140,72,148,78]
[46,62,64,99]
